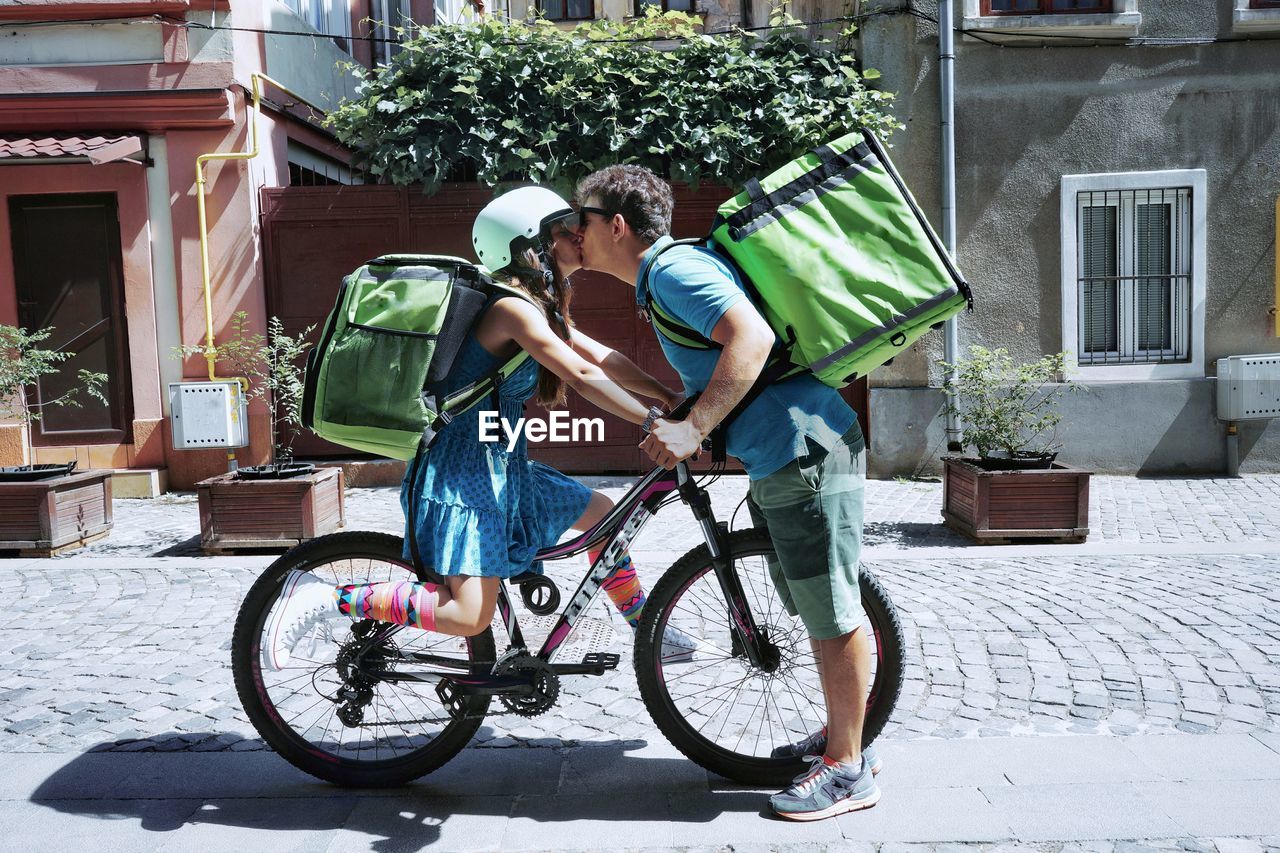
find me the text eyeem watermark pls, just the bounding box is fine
[478,411,604,451]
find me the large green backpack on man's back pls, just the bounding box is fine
[642,129,973,388]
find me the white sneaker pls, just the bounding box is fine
[263,570,339,671]
[660,624,702,665]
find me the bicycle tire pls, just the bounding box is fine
[231,531,495,787]
[635,527,905,786]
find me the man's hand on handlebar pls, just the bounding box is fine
[640,417,704,470]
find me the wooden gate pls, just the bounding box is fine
[261,183,870,473]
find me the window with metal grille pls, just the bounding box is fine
[1076,188,1191,366]
[635,0,695,14]
[981,0,1111,13]
[540,0,594,20]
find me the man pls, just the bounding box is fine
[574,165,880,821]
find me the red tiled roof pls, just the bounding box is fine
[0,134,138,160]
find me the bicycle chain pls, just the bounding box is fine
[348,651,557,728]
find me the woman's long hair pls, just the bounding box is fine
[502,247,574,409]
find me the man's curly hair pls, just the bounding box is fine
[575,165,674,245]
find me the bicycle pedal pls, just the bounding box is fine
[435,679,469,720]
[581,652,619,672]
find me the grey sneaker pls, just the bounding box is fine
[659,624,702,664]
[263,570,339,671]
[771,731,883,776]
[769,755,881,821]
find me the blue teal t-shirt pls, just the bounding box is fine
[637,236,857,480]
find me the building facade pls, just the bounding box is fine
[0,0,436,490]
[856,0,1280,475]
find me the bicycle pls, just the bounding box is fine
[231,452,906,788]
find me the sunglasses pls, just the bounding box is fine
[555,206,611,229]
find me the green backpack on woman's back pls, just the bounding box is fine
[302,254,529,461]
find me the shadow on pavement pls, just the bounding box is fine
[30,732,744,848]
[151,535,207,557]
[862,520,968,548]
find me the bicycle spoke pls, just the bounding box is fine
[248,541,488,773]
[649,544,847,762]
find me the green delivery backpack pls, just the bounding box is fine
[302,254,530,461]
[641,128,972,388]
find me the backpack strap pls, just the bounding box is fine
[638,238,811,462]
[637,238,717,351]
[649,301,718,351]
[706,351,806,463]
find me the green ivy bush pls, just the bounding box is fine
[326,11,901,193]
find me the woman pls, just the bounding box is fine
[265,187,690,669]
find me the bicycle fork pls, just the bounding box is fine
[676,464,780,673]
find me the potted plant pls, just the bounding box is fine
[938,346,1090,544]
[0,324,113,555]
[178,313,344,552]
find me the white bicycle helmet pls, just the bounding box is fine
[472,186,575,271]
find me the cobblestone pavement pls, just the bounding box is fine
[61,474,1280,559]
[3,546,1277,754]
[3,475,1278,749]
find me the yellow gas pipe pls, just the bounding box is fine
[193,73,321,466]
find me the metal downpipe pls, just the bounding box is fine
[192,73,319,467]
[939,0,963,452]
[194,72,318,385]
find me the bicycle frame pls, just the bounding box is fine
[381,458,773,689]
[522,460,770,670]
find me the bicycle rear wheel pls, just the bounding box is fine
[231,531,494,787]
[634,528,904,786]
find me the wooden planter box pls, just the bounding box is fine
[196,466,345,553]
[0,469,114,556]
[942,457,1091,544]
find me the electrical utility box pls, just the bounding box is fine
[169,381,250,449]
[1217,354,1280,421]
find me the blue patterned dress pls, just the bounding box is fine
[400,333,592,578]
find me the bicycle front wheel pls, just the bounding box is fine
[635,527,905,786]
[231,531,495,787]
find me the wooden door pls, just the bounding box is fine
[8,193,133,445]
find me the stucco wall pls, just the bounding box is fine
[858,0,1280,386]
[855,0,1280,474]
[0,20,164,65]
[871,380,1280,478]
[235,2,364,113]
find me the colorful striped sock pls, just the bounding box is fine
[591,545,646,629]
[336,580,437,631]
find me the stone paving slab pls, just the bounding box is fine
[978,782,1185,841]
[4,737,1280,850]
[1139,780,1280,837]
[834,787,1011,844]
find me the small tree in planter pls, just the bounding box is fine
[0,325,112,555]
[940,346,1069,470]
[176,313,345,552]
[176,312,315,478]
[937,346,1090,543]
[0,324,107,476]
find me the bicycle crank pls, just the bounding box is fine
[434,653,560,719]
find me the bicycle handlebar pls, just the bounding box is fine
[660,393,715,455]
